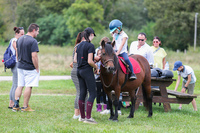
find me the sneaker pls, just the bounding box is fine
[100,109,110,115]
[8,107,13,109]
[129,73,137,80]
[12,104,20,112]
[118,110,122,115]
[21,106,35,112]
[73,114,80,119]
[79,117,85,122]
[84,117,97,124]
[178,106,182,110]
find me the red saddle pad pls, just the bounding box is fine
[118,56,141,74]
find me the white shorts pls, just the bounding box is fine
[18,68,40,87]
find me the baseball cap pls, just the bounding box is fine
[84,27,96,36]
[173,61,182,71]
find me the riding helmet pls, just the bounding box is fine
[109,19,123,33]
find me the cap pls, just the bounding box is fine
[173,61,182,71]
[84,27,96,36]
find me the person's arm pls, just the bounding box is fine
[12,41,17,51]
[147,49,154,66]
[16,48,18,61]
[116,37,127,56]
[88,53,97,69]
[32,52,39,73]
[162,57,166,69]
[174,75,181,91]
[182,74,191,93]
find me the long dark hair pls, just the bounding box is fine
[82,30,91,43]
[75,32,83,46]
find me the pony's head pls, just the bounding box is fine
[101,40,117,74]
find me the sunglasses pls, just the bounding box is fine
[19,27,24,30]
[153,41,159,43]
[138,39,144,41]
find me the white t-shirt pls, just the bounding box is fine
[177,65,196,84]
[113,31,128,54]
[129,41,154,65]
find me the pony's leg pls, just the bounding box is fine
[142,84,153,117]
[107,97,114,120]
[105,91,114,120]
[112,97,119,121]
[148,91,153,117]
[127,91,136,118]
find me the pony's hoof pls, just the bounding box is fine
[127,115,133,118]
[109,116,114,120]
[147,114,152,117]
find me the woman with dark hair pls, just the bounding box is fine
[70,32,88,119]
[151,36,167,69]
[8,27,24,109]
[75,27,98,124]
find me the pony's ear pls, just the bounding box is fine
[111,41,115,47]
[101,40,105,48]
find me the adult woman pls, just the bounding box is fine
[151,36,167,69]
[70,32,89,119]
[75,27,98,124]
[8,27,24,109]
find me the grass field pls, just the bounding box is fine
[0,45,200,132]
[0,78,200,132]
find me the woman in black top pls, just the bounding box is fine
[76,27,99,124]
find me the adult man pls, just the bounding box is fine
[129,32,154,66]
[12,23,40,112]
[173,61,197,111]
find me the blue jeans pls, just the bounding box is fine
[119,52,134,73]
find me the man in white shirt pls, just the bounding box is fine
[129,32,154,66]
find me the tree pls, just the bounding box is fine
[63,0,104,38]
[36,0,75,14]
[144,0,200,51]
[36,13,70,45]
[16,0,43,32]
[107,0,149,30]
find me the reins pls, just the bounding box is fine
[101,58,117,88]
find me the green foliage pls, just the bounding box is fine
[108,0,149,30]
[16,0,43,32]
[36,0,74,14]
[63,0,104,38]
[144,0,200,51]
[36,14,70,46]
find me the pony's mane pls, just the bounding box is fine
[104,43,114,56]
[104,43,118,70]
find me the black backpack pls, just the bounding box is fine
[2,39,16,71]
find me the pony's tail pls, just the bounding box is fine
[141,84,150,110]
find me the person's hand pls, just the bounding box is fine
[36,69,39,73]
[70,62,73,68]
[115,52,119,56]
[95,56,101,62]
[181,88,186,93]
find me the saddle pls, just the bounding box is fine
[118,56,141,74]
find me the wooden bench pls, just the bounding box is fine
[111,77,197,112]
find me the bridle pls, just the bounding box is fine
[100,55,117,88]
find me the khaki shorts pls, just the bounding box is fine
[182,81,195,94]
[18,68,40,87]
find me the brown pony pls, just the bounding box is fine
[100,41,153,121]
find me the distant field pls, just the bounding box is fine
[0,45,200,76]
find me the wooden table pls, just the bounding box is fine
[134,77,197,112]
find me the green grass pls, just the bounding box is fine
[1,94,200,132]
